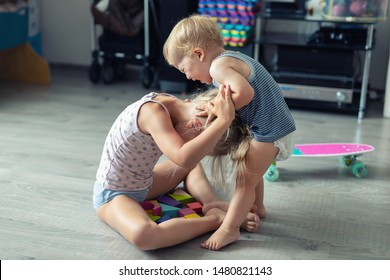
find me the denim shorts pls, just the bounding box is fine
[93,182,151,210]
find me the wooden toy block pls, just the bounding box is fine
[148,214,161,222]
[187,201,203,215]
[157,195,182,208]
[156,214,171,224]
[168,193,195,205]
[184,213,201,219]
[160,203,181,218]
[172,188,190,196]
[140,201,154,210]
[140,200,162,216]
[178,207,195,217]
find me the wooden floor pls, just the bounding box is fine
[1,65,389,260]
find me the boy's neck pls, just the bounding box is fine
[208,46,226,61]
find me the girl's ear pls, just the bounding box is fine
[193,48,205,61]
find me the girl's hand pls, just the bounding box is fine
[209,84,235,124]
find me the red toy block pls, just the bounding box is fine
[140,200,162,216]
[187,201,203,215]
[178,207,195,217]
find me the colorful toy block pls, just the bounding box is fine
[140,200,162,216]
[157,195,182,208]
[148,214,161,222]
[178,207,195,217]
[156,214,171,224]
[184,213,201,219]
[187,201,203,215]
[168,193,195,205]
[160,203,181,218]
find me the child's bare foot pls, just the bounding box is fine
[201,226,240,251]
[241,212,259,232]
[258,205,267,218]
[203,201,260,232]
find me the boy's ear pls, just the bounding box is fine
[193,48,205,61]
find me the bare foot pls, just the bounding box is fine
[258,205,267,218]
[203,201,260,232]
[241,212,259,232]
[201,226,240,251]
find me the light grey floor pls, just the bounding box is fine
[1,65,389,260]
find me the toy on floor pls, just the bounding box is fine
[140,188,203,223]
[265,143,375,182]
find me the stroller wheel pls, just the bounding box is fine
[142,66,154,88]
[89,62,101,84]
[101,63,115,84]
[114,61,126,80]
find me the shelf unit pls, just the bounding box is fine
[253,14,376,122]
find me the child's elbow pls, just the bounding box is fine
[172,156,196,172]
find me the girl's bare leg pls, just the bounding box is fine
[97,195,226,250]
[201,141,279,251]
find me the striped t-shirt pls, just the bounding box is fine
[212,51,296,142]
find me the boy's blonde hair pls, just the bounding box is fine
[163,14,224,65]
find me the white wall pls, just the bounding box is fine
[41,0,91,66]
[39,0,390,91]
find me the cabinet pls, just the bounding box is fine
[253,14,376,122]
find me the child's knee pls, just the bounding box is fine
[126,221,158,250]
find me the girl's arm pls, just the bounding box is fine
[140,87,235,171]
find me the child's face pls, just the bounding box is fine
[168,47,212,84]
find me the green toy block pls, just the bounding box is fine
[160,203,181,218]
[168,193,195,205]
[148,214,161,222]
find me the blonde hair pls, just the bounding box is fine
[191,88,252,188]
[209,116,252,189]
[163,14,224,65]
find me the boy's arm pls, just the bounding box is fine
[210,61,254,110]
[196,67,254,123]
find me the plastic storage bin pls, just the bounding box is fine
[321,0,388,22]
[0,6,28,51]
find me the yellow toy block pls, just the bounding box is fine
[184,213,201,219]
[168,193,195,205]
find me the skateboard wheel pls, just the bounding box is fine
[340,155,355,167]
[265,165,279,182]
[351,161,368,178]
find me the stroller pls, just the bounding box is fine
[89,0,160,87]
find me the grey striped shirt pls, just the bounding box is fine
[213,51,296,142]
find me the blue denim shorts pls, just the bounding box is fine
[93,182,150,210]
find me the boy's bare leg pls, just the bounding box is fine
[185,163,259,232]
[254,179,267,218]
[201,141,278,251]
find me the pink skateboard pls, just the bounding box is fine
[265,143,375,181]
